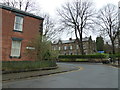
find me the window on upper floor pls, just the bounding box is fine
[14,16,23,32]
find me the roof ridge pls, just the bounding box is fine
[0,3,44,20]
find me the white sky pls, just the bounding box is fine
[36,0,120,40]
[37,0,119,16]
[0,0,119,40]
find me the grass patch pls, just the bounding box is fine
[2,61,57,71]
[59,58,75,62]
[59,58,89,62]
[76,59,88,61]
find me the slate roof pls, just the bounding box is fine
[53,37,89,44]
[0,3,44,20]
[61,40,75,44]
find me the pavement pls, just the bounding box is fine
[2,63,79,81]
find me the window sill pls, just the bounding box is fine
[9,56,21,59]
[13,30,23,33]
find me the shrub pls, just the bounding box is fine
[58,54,107,59]
[26,35,59,61]
[109,54,120,58]
[2,61,57,71]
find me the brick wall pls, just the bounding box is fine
[2,8,43,61]
[52,40,96,55]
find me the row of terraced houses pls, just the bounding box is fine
[52,37,96,55]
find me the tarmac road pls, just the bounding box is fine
[3,62,119,88]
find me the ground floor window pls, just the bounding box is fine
[11,40,21,57]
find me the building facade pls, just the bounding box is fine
[52,37,96,55]
[1,4,44,61]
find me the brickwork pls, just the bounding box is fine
[1,8,43,61]
[0,8,2,60]
[52,37,96,55]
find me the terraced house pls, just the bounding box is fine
[52,36,96,55]
[0,4,44,61]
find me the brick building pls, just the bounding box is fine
[0,4,44,61]
[52,36,96,55]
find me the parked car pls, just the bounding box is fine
[102,58,110,64]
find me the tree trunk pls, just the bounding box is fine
[118,34,120,53]
[80,37,84,55]
[77,33,84,55]
[75,36,84,55]
[78,27,84,55]
[111,40,115,54]
[74,25,84,55]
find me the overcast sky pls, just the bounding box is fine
[37,0,120,40]
[0,0,119,40]
[36,0,120,40]
[37,0,119,17]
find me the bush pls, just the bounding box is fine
[58,54,107,59]
[26,35,59,61]
[2,61,57,71]
[109,54,120,58]
[58,54,120,62]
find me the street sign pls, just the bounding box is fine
[98,51,104,53]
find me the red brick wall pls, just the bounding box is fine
[2,8,43,61]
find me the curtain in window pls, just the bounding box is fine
[11,40,21,57]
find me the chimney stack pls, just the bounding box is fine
[69,38,72,40]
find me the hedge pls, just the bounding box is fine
[59,59,89,62]
[109,54,120,58]
[58,55,107,59]
[2,61,57,71]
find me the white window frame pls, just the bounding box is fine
[11,40,22,57]
[14,16,23,32]
[59,47,61,50]
[64,46,67,50]
[76,45,79,49]
[70,46,72,50]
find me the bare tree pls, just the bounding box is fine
[96,4,119,54]
[57,0,95,55]
[2,0,38,12]
[42,13,59,41]
[25,34,59,61]
[2,0,17,7]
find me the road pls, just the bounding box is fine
[3,63,119,88]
